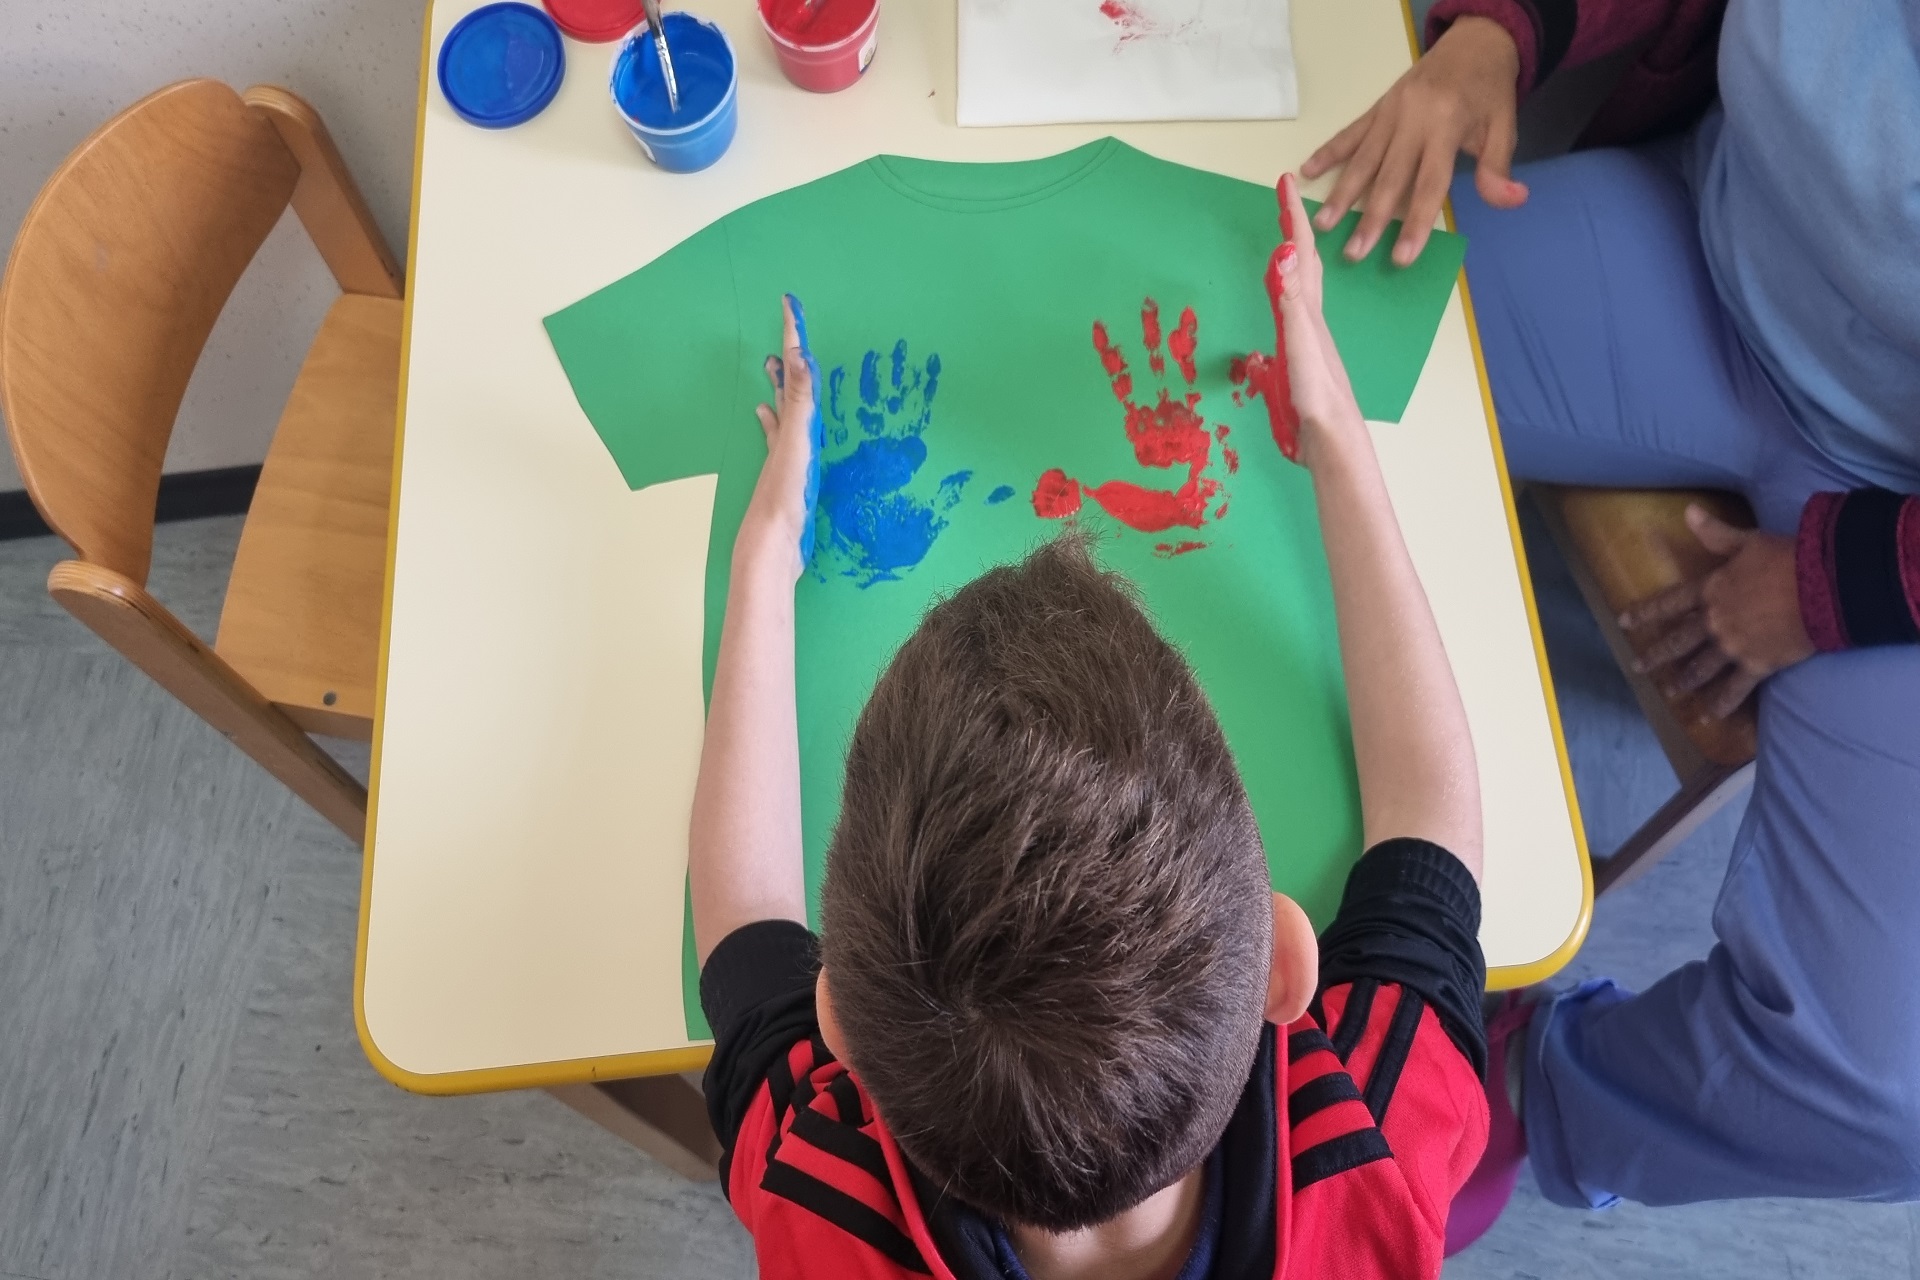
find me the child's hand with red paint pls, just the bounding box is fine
[737,296,819,583]
[1271,173,1367,472]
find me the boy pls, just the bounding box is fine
[688,174,1489,1280]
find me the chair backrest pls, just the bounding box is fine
[0,79,300,583]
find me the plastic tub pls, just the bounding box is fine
[438,2,567,129]
[610,13,739,173]
[756,0,878,94]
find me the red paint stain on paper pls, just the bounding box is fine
[1099,0,1148,42]
[1155,540,1207,558]
[1099,0,1195,46]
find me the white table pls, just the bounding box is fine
[360,0,1591,1127]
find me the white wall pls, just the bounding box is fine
[0,0,425,493]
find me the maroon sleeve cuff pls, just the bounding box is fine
[1427,0,1542,98]
[1796,491,1849,652]
[1797,490,1920,652]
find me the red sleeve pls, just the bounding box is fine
[726,1038,941,1280]
[1282,986,1488,1279]
[1427,0,1688,98]
[1319,981,1489,1227]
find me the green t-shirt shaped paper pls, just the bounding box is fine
[545,140,1468,1038]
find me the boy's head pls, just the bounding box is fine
[817,533,1314,1232]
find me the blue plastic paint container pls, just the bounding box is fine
[438,2,566,129]
[610,13,739,173]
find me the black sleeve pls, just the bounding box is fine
[1316,838,1487,1079]
[699,919,821,1157]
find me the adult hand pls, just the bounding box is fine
[1302,15,1528,266]
[737,296,819,582]
[1620,505,1815,720]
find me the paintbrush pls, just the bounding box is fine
[641,0,681,113]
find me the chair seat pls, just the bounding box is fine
[1545,486,1759,769]
[216,293,400,740]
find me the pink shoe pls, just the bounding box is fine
[1443,991,1534,1256]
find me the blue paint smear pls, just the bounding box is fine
[815,339,962,587]
[986,485,1016,505]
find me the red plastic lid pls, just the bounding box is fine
[542,0,645,42]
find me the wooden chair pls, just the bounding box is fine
[0,79,404,843]
[1533,486,1760,894]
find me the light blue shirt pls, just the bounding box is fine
[1689,0,1920,490]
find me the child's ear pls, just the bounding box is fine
[1264,892,1318,1025]
[816,968,852,1065]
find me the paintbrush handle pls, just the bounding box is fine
[641,0,681,112]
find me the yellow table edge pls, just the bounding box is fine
[353,0,1593,1096]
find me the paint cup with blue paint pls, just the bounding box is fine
[609,12,738,173]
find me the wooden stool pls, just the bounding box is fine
[1533,487,1760,895]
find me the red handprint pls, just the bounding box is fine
[1033,299,1239,555]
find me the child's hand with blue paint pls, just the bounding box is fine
[737,295,822,583]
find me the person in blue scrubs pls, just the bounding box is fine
[1305,0,1920,1214]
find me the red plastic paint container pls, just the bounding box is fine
[542,0,644,42]
[756,0,878,93]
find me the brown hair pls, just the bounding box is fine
[819,532,1273,1232]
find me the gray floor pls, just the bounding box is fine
[1,512,1913,1279]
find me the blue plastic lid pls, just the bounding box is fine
[439,3,566,129]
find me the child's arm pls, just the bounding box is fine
[688,298,816,963]
[1275,174,1484,881]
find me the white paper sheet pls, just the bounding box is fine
[957,0,1297,127]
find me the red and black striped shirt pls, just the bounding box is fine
[701,838,1489,1280]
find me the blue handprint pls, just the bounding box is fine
[815,340,971,587]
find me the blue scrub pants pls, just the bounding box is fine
[1451,147,1920,1207]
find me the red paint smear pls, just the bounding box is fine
[1091,321,1132,401]
[1240,234,1303,461]
[1155,540,1208,558]
[1167,307,1198,383]
[1083,385,1220,529]
[1142,298,1164,376]
[1032,468,1083,518]
[760,0,875,44]
[1087,478,1214,531]
[1224,446,1240,473]
[1099,0,1150,43]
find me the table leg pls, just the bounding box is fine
[547,1073,722,1181]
